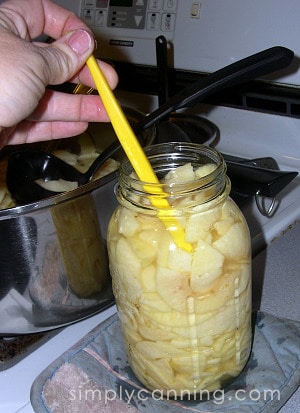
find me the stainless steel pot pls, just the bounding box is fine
[0,108,156,335]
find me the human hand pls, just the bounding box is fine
[0,0,118,148]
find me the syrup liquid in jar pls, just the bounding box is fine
[107,143,252,396]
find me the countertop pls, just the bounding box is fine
[252,221,300,412]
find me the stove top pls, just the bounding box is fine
[0,100,299,412]
[0,329,62,372]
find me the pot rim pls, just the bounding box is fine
[0,107,157,219]
[0,169,119,219]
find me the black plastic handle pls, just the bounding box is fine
[156,35,169,106]
[136,46,294,132]
[226,161,298,198]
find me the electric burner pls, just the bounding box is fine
[0,329,62,371]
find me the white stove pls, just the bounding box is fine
[0,103,298,413]
[0,1,300,412]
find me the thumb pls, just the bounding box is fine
[39,29,95,85]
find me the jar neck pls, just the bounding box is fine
[116,143,231,214]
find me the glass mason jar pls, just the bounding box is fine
[107,142,252,396]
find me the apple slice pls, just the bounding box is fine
[113,237,143,302]
[168,247,192,273]
[140,264,156,292]
[135,340,186,360]
[138,323,175,341]
[116,207,140,237]
[185,207,222,243]
[164,162,195,183]
[213,221,250,260]
[141,292,171,312]
[195,163,217,178]
[128,236,156,267]
[130,349,175,389]
[156,267,192,312]
[191,239,224,293]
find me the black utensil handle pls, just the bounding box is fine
[156,35,169,106]
[137,46,294,132]
[176,46,294,110]
[226,161,298,198]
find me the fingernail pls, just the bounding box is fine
[68,29,92,54]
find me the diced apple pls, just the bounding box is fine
[117,303,139,330]
[141,307,190,328]
[221,198,238,220]
[213,218,235,237]
[77,132,97,155]
[138,323,175,341]
[116,207,140,237]
[168,247,192,273]
[191,239,224,292]
[239,262,251,294]
[212,331,235,357]
[140,264,156,292]
[114,237,141,279]
[171,352,206,374]
[138,229,161,249]
[141,292,171,312]
[137,214,164,231]
[53,149,78,166]
[112,237,143,302]
[122,325,142,346]
[193,270,236,313]
[130,349,175,390]
[156,267,192,312]
[212,221,250,260]
[135,340,185,360]
[156,231,172,267]
[143,304,217,333]
[195,163,217,178]
[128,236,156,267]
[164,162,195,183]
[195,304,236,337]
[185,207,222,243]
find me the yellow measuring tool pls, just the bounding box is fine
[87,56,192,252]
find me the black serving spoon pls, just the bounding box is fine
[6,141,121,205]
[7,46,294,204]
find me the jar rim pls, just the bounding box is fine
[116,142,230,213]
[119,142,226,188]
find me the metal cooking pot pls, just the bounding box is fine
[0,108,156,335]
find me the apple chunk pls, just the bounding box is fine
[164,162,195,183]
[156,267,192,312]
[213,221,250,260]
[185,207,221,243]
[191,239,224,293]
